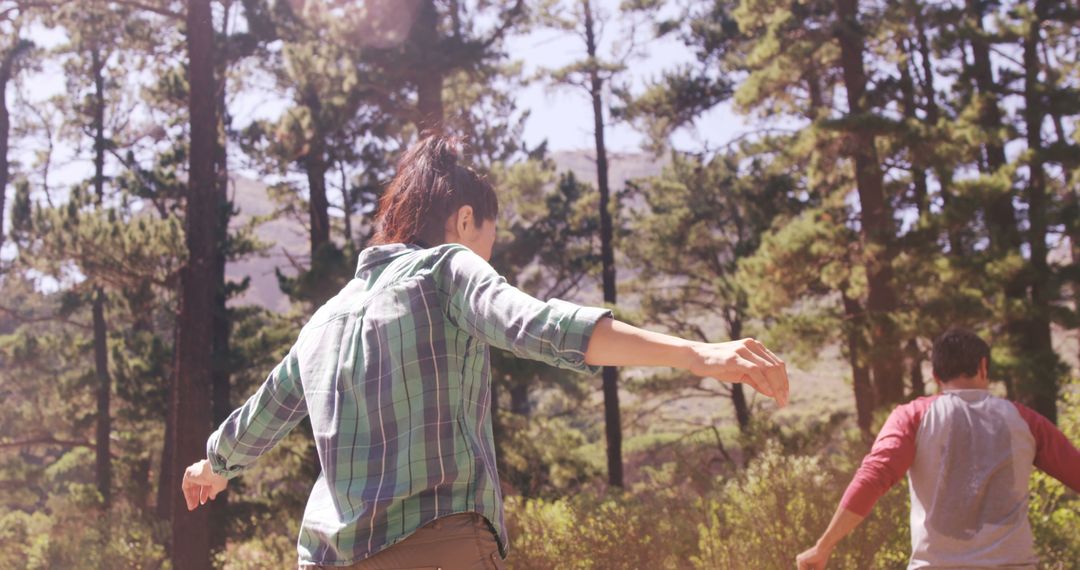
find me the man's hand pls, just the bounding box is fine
[688,338,790,407]
[181,459,228,511]
[796,543,832,570]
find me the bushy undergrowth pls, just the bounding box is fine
[4,387,1076,569]
[503,437,910,570]
[504,385,1080,570]
[0,477,169,569]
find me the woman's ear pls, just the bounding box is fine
[457,205,475,235]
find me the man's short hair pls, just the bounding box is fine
[932,328,990,381]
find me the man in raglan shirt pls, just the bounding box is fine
[796,328,1080,570]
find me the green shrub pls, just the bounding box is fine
[1029,380,1080,570]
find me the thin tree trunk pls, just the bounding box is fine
[340,161,352,246]
[835,0,904,406]
[0,43,21,254]
[157,348,175,521]
[897,39,928,218]
[412,0,444,132]
[93,287,111,506]
[584,0,622,488]
[727,318,751,432]
[92,47,106,203]
[90,43,112,508]
[906,338,925,397]
[842,290,874,434]
[302,98,331,259]
[509,380,530,416]
[1020,6,1058,422]
[172,0,216,567]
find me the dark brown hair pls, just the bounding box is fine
[371,134,498,246]
[932,328,990,381]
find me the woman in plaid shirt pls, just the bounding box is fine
[182,134,789,569]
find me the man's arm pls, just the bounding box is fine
[796,399,929,568]
[796,507,866,570]
[1013,402,1080,492]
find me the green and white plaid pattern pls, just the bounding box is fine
[206,243,610,566]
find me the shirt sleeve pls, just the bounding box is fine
[839,398,931,516]
[206,346,309,479]
[434,245,612,375]
[1012,402,1080,493]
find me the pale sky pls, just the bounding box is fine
[3,0,751,267]
[12,0,747,171]
[505,5,748,154]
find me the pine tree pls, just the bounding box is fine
[171,0,216,566]
[624,147,806,432]
[540,0,646,487]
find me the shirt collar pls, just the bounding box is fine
[354,243,422,278]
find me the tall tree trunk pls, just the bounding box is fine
[172,1,217,567]
[909,1,963,256]
[1019,5,1058,422]
[897,40,928,218]
[209,54,232,555]
[896,39,928,400]
[842,290,874,434]
[835,0,904,406]
[412,0,444,132]
[1034,10,1079,377]
[963,0,1027,399]
[583,0,623,488]
[302,94,331,258]
[90,44,112,508]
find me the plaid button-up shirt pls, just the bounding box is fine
[206,243,610,566]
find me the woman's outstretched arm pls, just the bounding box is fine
[584,318,789,407]
[438,246,789,406]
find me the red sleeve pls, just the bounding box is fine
[839,396,937,517]
[1012,402,1080,493]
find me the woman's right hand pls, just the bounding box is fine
[181,459,228,511]
[687,338,789,407]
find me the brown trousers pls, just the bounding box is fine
[309,513,505,570]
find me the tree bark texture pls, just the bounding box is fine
[172,0,217,567]
[584,0,623,488]
[834,0,904,406]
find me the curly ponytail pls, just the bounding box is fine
[371,134,499,246]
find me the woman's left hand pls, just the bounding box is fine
[181,459,228,511]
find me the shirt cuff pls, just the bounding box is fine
[550,300,612,376]
[206,429,246,480]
